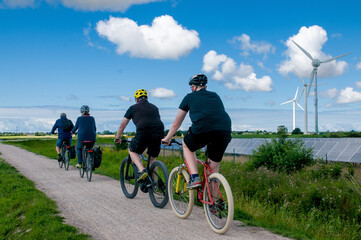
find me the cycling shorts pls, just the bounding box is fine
[183,129,231,162]
[129,133,164,158]
[56,138,71,148]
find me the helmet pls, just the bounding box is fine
[134,89,148,99]
[189,74,208,86]
[80,105,90,114]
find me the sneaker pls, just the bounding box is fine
[187,176,202,189]
[137,169,148,182]
[76,163,82,168]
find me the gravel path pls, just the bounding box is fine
[0,143,292,240]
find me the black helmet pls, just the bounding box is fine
[80,105,90,115]
[189,74,208,86]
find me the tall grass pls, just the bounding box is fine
[4,139,361,240]
[0,158,88,240]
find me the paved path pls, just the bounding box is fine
[0,143,292,240]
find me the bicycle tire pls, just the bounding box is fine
[168,167,194,218]
[119,157,139,198]
[148,160,169,208]
[79,150,85,178]
[59,146,65,168]
[64,149,70,171]
[86,152,93,182]
[203,173,234,234]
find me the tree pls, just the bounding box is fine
[277,125,288,135]
[292,128,303,135]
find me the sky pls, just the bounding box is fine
[1,0,361,133]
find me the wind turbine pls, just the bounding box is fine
[292,40,350,134]
[281,87,304,131]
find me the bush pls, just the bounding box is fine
[311,161,343,179]
[248,136,314,174]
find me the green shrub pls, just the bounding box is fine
[311,162,343,179]
[248,136,314,173]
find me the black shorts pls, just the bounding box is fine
[129,133,164,158]
[183,129,231,162]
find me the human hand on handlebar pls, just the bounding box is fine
[161,138,171,146]
[114,138,122,144]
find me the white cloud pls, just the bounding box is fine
[356,62,361,70]
[320,88,338,99]
[150,88,176,99]
[96,15,200,60]
[337,87,361,104]
[60,0,161,12]
[202,50,273,92]
[355,82,361,88]
[119,96,131,102]
[278,25,349,78]
[0,0,35,8]
[232,34,275,58]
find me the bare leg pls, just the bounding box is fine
[56,146,60,154]
[129,150,144,172]
[208,159,220,174]
[183,139,198,175]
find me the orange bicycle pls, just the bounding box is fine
[167,139,234,234]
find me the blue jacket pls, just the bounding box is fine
[51,116,73,140]
[72,115,96,142]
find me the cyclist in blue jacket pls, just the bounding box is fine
[72,105,97,168]
[51,113,73,162]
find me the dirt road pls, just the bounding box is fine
[0,143,292,240]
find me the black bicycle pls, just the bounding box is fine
[59,140,71,170]
[119,141,169,208]
[79,143,94,182]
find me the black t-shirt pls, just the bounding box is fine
[179,89,232,134]
[124,100,164,134]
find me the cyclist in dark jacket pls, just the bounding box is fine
[162,74,232,189]
[115,89,164,182]
[51,113,73,162]
[72,105,97,168]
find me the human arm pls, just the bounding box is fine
[51,120,58,134]
[115,117,130,143]
[71,118,79,134]
[162,109,187,144]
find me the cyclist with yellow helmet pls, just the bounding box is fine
[115,89,164,182]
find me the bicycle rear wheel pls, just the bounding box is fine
[59,146,65,168]
[79,150,85,178]
[168,167,194,218]
[119,157,138,198]
[203,173,234,234]
[86,152,93,182]
[64,149,70,171]
[148,160,169,208]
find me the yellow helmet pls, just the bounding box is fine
[134,89,148,99]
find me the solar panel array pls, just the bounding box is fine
[225,138,361,164]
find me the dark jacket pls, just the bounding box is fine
[51,116,73,139]
[72,115,96,142]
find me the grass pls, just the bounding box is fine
[0,158,89,240]
[3,138,361,240]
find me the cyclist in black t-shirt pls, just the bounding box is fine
[162,74,232,189]
[115,89,165,182]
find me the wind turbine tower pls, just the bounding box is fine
[281,87,304,131]
[293,70,308,134]
[292,40,350,134]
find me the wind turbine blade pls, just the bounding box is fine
[298,88,304,103]
[307,70,315,97]
[321,53,351,63]
[293,69,306,85]
[297,102,304,111]
[281,100,293,105]
[293,87,299,100]
[292,40,313,61]
[310,82,327,86]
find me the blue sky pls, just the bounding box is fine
[1,0,361,133]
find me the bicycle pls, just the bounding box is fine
[59,140,71,171]
[167,139,234,234]
[119,140,169,208]
[79,142,94,182]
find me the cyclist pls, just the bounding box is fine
[162,73,232,189]
[72,105,97,168]
[51,113,73,162]
[115,89,164,182]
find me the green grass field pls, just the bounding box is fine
[0,157,89,240]
[2,138,361,240]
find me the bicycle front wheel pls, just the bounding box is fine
[64,150,70,171]
[86,153,93,182]
[119,157,139,198]
[148,161,169,208]
[203,173,234,234]
[168,167,194,218]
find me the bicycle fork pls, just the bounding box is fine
[175,164,188,194]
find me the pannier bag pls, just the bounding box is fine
[93,147,102,168]
[70,145,76,159]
